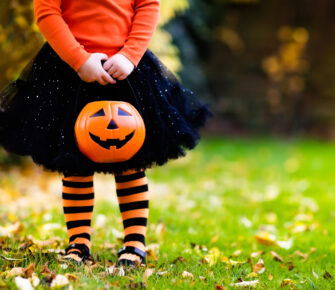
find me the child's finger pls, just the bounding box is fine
[108,65,118,75]
[97,77,108,86]
[102,59,113,71]
[102,70,116,84]
[118,74,127,81]
[111,71,122,79]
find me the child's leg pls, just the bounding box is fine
[115,169,149,264]
[62,175,94,261]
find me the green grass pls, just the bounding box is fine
[1,137,335,289]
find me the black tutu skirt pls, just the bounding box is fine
[0,42,212,175]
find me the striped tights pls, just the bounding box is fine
[62,170,149,263]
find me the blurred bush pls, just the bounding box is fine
[168,0,335,137]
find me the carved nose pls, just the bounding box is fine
[107,119,118,130]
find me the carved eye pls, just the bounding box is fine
[118,107,131,116]
[91,108,105,118]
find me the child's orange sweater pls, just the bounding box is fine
[34,0,160,72]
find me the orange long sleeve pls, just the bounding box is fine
[34,0,160,72]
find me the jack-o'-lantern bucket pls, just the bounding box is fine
[75,101,145,163]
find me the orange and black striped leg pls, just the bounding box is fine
[115,170,149,266]
[62,175,94,262]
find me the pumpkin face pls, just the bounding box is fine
[75,101,145,163]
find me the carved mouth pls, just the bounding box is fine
[89,131,135,149]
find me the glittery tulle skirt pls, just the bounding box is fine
[0,42,212,175]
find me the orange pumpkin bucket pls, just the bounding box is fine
[75,101,145,163]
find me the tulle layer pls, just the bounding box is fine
[0,42,212,175]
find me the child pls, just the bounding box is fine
[0,0,212,265]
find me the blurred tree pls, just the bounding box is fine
[170,0,335,137]
[0,0,43,89]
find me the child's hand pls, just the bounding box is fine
[102,54,135,81]
[77,53,116,85]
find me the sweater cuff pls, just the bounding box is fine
[118,48,142,67]
[71,49,91,72]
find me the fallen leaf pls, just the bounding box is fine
[268,273,273,281]
[295,250,308,259]
[286,261,294,271]
[202,247,221,266]
[15,277,33,290]
[215,285,226,290]
[50,274,70,288]
[254,231,276,246]
[143,269,155,281]
[280,279,295,287]
[277,238,293,250]
[253,258,265,274]
[210,234,220,244]
[323,271,332,279]
[156,271,168,276]
[30,273,40,287]
[270,251,283,262]
[41,262,51,275]
[247,272,258,278]
[182,271,194,279]
[250,251,263,258]
[0,255,26,261]
[312,269,319,279]
[8,267,25,277]
[65,274,78,281]
[0,222,23,236]
[230,280,259,287]
[233,249,242,257]
[173,256,186,264]
[146,249,157,261]
[24,263,35,278]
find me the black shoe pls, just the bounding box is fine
[64,243,90,263]
[117,246,146,267]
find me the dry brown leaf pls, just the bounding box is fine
[65,273,78,281]
[286,261,294,271]
[143,268,155,281]
[253,258,265,274]
[214,285,226,290]
[295,250,308,259]
[41,262,51,275]
[323,271,332,279]
[280,279,295,287]
[270,251,283,262]
[146,249,157,261]
[210,234,220,244]
[24,263,35,278]
[173,256,186,264]
[182,271,194,279]
[250,251,263,258]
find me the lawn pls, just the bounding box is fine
[1,137,335,289]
